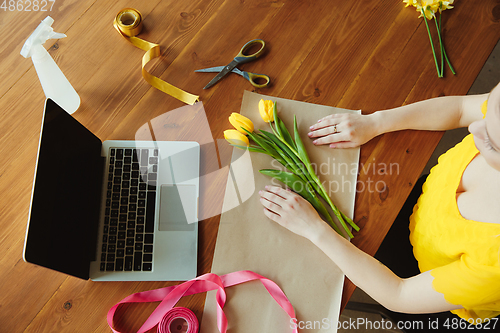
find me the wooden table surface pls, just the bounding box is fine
[1,0,499,332]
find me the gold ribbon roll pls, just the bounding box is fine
[113,8,199,105]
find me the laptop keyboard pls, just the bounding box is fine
[99,148,158,272]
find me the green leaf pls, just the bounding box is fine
[292,116,355,238]
[260,131,306,175]
[278,119,296,150]
[259,169,314,201]
[259,169,342,234]
[269,142,301,175]
[230,144,267,154]
[272,101,283,139]
[260,130,297,161]
[271,101,297,150]
[251,131,299,175]
[293,115,312,168]
[244,129,279,158]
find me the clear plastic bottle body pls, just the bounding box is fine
[21,17,80,114]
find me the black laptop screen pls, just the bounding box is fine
[24,99,104,279]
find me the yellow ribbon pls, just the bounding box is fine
[113,8,199,105]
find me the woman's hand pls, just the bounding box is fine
[307,113,379,148]
[259,185,326,241]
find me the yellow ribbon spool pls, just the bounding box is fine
[113,8,199,105]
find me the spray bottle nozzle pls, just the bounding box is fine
[20,16,66,58]
[48,31,67,40]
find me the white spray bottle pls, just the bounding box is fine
[21,16,80,114]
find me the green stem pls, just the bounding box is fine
[274,125,302,161]
[437,11,456,75]
[434,17,444,77]
[311,173,354,238]
[269,120,281,142]
[297,161,354,238]
[341,210,359,232]
[269,113,358,238]
[263,137,309,183]
[421,8,441,77]
[282,137,355,237]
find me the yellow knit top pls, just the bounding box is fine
[409,101,500,322]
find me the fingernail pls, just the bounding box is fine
[307,132,312,137]
[309,125,314,130]
[258,190,262,195]
[313,140,318,144]
[265,185,269,189]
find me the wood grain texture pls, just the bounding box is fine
[0,0,498,332]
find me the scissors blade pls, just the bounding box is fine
[194,66,226,73]
[203,60,239,89]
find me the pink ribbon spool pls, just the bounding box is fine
[157,307,198,333]
[107,270,298,333]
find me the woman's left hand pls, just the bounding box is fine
[308,113,378,148]
[259,185,326,241]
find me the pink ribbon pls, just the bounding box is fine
[107,270,298,333]
[157,307,198,333]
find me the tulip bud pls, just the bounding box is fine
[258,99,274,123]
[229,113,254,134]
[224,129,249,147]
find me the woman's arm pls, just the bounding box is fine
[259,186,462,314]
[313,223,461,313]
[308,93,488,149]
[372,93,488,134]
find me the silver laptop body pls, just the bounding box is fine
[23,99,199,281]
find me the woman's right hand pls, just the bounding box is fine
[259,186,327,242]
[307,113,379,148]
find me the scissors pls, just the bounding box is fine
[195,39,270,89]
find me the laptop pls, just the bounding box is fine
[23,99,200,281]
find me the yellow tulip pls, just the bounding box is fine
[404,0,453,19]
[224,129,249,147]
[438,0,454,12]
[403,0,418,7]
[228,113,254,134]
[417,2,437,20]
[258,99,274,123]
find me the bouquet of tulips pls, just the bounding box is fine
[404,0,456,77]
[224,100,359,239]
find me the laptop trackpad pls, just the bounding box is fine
[159,184,197,231]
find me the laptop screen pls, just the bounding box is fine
[24,99,104,279]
